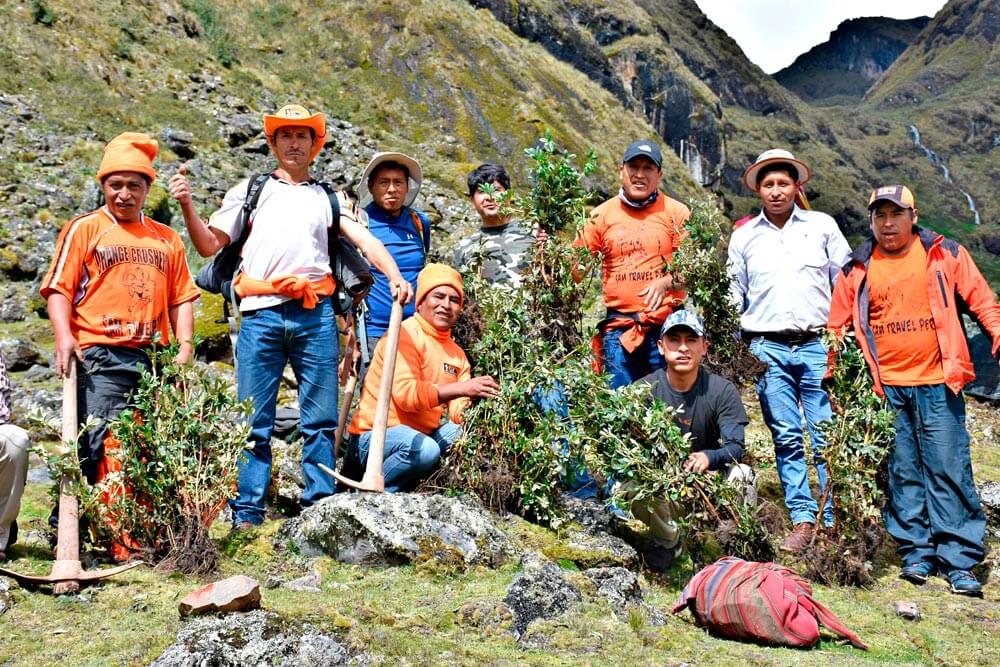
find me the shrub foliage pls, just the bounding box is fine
[92,349,251,573]
[434,133,770,560]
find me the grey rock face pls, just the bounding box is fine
[0,338,44,371]
[979,481,1000,528]
[160,128,196,159]
[280,492,512,568]
[503,553,582,638]
[584,566,643,610]
[152,610,366,667]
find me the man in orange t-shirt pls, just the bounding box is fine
[40,133,199,484]
[828,185,1000,597]
[344,264,498,491]
[575,140,689,388]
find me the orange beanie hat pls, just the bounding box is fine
[416,263,464,307]
[96,132,158,182]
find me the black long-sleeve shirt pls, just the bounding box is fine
[638,367,747,470]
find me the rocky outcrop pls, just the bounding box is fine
[151,610,367,667]
[503,553,581,639]
[280,493,512,568]
[775,17,930,102]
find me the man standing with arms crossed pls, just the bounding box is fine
[828,185,998,596]
[169,104,412,528]
[727,149,851,553]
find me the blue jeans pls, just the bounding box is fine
[231,298,338,525]
[750,337,833,526]
[353,422,462,492]
[602,326,665,389]
[533,383,597,499]
[882,384,985,571]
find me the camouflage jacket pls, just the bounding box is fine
[452,220,535,287]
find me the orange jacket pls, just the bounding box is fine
[827,228,1000,396]
[348,313,471,436]
[233,273,335,309]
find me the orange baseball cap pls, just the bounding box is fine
[868,184,916,211]
[96,132,158,182]
[263,104,327,163]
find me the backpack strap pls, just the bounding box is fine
[235,173,271,246]
[410,209,431,253]
[318,182,342,254]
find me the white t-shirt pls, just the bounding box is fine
[210,176,333,312]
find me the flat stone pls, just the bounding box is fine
[544,529,638,569]
[178,574,261,617]
[282,566,322,593]
[894,600,920,621]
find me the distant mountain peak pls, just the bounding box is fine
[774,15,930,105]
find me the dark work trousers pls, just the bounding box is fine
[50,345,149,529]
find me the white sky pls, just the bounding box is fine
[694,1,948,73]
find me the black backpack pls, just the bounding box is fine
[195,174,373,315]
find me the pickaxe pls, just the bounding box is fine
[0,358,143,593]
[320,296,405,492]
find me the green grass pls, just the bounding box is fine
[3,396,998,666]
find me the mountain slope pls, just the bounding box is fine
[775,17,930,104]
[0,0,996,289]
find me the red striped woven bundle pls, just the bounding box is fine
[672,557,868,650]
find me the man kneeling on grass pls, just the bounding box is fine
[343,264,499,491]
[631,310,756,571]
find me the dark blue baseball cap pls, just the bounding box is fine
[622,140,662,168]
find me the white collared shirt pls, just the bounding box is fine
[727,205,852,332]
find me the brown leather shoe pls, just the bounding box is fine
[779,522,814,553]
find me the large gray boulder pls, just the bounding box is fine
[152,610,367,667]
[503,553,582,639]
[281,493,512,568]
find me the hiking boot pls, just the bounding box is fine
[230,521,258,534]
[900,560,936,585]
[779,522,814,553]
[643,542,676,573]
[946,569,983,597]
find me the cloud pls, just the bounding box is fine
[694,0,948,73]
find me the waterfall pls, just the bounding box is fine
[678,139,705,185]
[961,191,982,226]
[908,124,951,183]
[907,124,980,225]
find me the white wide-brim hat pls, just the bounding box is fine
[358,151,423,208]
[741,148,812,192]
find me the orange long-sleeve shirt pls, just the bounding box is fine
[348,313,471,436]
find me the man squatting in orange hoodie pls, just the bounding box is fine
[344,264,499,491]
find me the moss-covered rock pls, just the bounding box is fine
[194,291,232,362]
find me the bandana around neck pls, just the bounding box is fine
[618,188,659,209]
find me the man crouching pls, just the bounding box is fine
[632,310,756,571]
[343,264,499,491]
